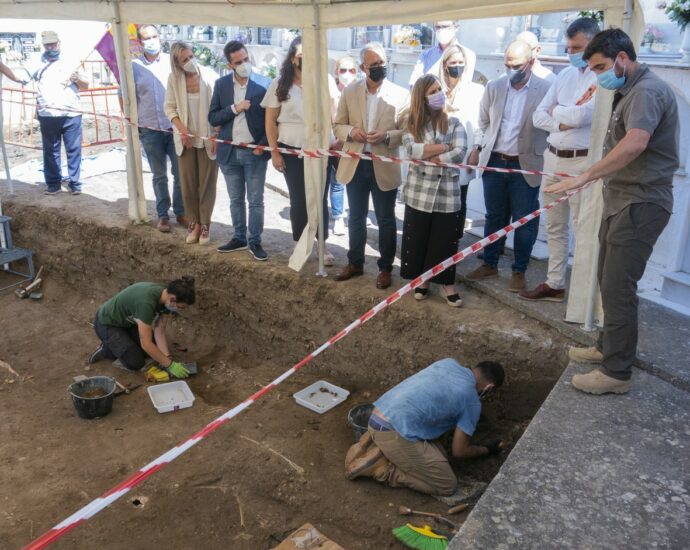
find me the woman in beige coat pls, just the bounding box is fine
[164,41,219,245]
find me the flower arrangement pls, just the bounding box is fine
[283,28,300,45]
[393,25,421,47]
[192,44,224,69]
[260,57,279,79]
[658,1,690,31]
[578,10,604,23]
[643,24,665,45]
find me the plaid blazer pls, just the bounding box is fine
[401,116,468,213]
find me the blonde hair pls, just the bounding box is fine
[439,44,465,108]
[169,41,193,76]
[406,74,448,142]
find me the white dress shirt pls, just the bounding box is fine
[532,61,556,84]
[230,77,254,143]
[533,65,597,151]
[364,84,382,152]
[493,77,531,156]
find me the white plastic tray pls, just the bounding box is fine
[147,381,195,413]
[293,380,349,414]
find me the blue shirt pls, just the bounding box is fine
[418,44,444,73]
[374,358,481,442]
[132,53,173,130]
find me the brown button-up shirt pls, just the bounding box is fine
[602,64,679,219]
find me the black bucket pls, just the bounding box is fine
[68,376,117,419]
[347,403,374,442]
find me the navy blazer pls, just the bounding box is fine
[208,71,271,166]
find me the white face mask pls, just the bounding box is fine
[437,27,456,46]
[338,70,356,87]
[182,58,197,74]
[234,61,252,79]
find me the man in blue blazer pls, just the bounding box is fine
[209,41,272,261]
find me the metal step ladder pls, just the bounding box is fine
[0,215,35,291]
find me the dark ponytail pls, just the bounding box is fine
[167,275,196,305]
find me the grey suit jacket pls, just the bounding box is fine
[476,74,551,187]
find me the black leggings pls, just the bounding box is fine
[93,312,148,371]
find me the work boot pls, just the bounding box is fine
[508,272,526,293]
[571,369,631,395]
[519,282,565,302]
[345,431,373,466]
[465,264,498,281]
[157,218,171,233]
[568,346,603,364]
[345,444,391,481]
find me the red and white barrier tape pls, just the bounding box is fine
[22,182,590,549]
[1,96,577,180]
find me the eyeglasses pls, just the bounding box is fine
[434,24,454,31]
[338,68,356,74]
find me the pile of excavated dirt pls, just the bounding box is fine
[1,195,572,549]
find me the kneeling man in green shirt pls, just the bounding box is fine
[88,276,195,379]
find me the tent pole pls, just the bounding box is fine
[313,0,326,277]
[0,74,13,197]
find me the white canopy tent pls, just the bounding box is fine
[1,0,644,327]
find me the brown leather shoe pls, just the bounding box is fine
[335,264,364,281]
[508,271,526,293]
[345,444,390,481]
[157,218,171,233]
[376,270,392,289]
[176,215,190,227]
[519,282,565,302]
[345,431,373,466]
[466,264,498,281]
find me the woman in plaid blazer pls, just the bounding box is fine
[400,75,468,307]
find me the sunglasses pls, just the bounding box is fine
[338,68,356,74]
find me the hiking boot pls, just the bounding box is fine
[571,369,631,395]
[568,346,603,364]
[465,264,498,281]
[218,238,248,253]
[345,431,373,466]
[508,272,526,293]
[157,218,171,233]
[88,344,106,364]
[199,225,211,246]
[345,444,390,481]
[248,242,268,261]
[519,282,565,302]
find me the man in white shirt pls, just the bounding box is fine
[516,31,556,84]
[520,18,600,302]
[27,30,89,195]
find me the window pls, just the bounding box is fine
[258,28,272,46]
[352,26,385,48]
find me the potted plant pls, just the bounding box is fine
[658,1,690,63]
[393,25,421,51]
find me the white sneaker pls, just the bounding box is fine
[333,217,346,236]
[324,251,335,267]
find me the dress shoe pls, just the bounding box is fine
[376,270,392,289]
[345,431,373,466]
[335,264,364,281]
[519,282,565,302]
[176,215,190,226]
[157,218,171,233]
[568,346,603,363]
[571,369,631,395]
[508,271,526,293]
[345,444,390,481]
[466,264,498,281]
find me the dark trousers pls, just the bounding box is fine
[281,144,329,242]
[482,154,540,272]
[596,203,670,380]
[458,184,469,241]
[401,205,462,286]
[93,312,149,371]
[38,114,83,191]
[346,161,397,271]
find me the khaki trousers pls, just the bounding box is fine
[370,427,457,496]
[541,149,589,290]
[178,147,218,225]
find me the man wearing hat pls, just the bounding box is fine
[27,31,89,195]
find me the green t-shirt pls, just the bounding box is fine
[98,282,166,328]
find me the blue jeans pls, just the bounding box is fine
[220,147,268,245]
[329,162,345,219]
[346,160,397,271]
[139,128,183,219]
[38,115,82,191]
[482,154,540,272]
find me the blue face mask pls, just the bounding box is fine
[597,58,626,90]
[568,51,588,69]
[44,49,60,61]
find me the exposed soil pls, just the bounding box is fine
[0,192,573,549]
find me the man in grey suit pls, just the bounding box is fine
[466,40,551,292]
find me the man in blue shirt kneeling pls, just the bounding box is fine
[345,358,504,496]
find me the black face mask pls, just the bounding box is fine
[447,65,464,79]
[368,65,387,83]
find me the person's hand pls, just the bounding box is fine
[428,155,443,164]
[180,128,193,149]
[366,130,386,145]
[467,148,480,166]
[167,361,190,379]
[252,146,265,156]
[559,123,574,131]
[235,99,251,113]
[20,79,29,86]
[548,104,557,116]
[210,137,218,155]
[543,174,587,194]
[350,127,368,143]
[271,150,285,172]
[484,439,503,456]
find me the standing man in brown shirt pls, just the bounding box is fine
[545,29,679,394]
